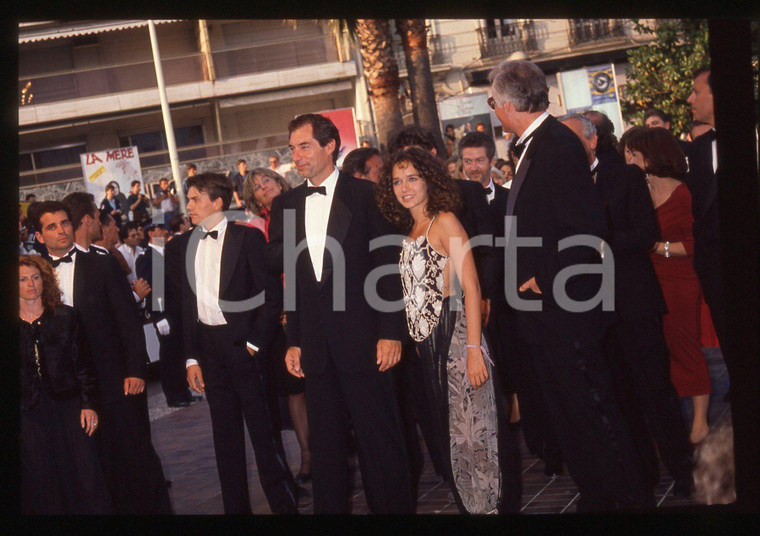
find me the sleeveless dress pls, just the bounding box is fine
[400,216,501,514]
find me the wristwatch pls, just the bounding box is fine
[664,241,670,258]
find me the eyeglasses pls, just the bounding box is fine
[487,96,497,110]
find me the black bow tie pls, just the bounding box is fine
[484,186,492,194]
[202,230,219,240]
[51,250,75,267]
[513,132,535,159]
[305,186,327,196]
[709,129,717,141]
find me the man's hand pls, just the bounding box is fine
[132,278,151,300]
[80,409,99,436]
[187,364,205,393]
[376,339,402,372]
[156,318,170,336]
[124,377,145,395]
[480,298,491,326]
[519,276,542,295]
[285,347,304,378]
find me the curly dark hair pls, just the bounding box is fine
[19,254,63,314]
[376,147,462,232]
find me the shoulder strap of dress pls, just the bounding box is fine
[425,215,437,239]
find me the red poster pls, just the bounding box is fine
[312,107,359,167]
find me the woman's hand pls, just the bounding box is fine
[81,409,98,436]
[466,346,489,389]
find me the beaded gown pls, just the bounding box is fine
[399,216,500,514]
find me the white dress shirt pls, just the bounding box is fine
[515,111,550,174]
[185,217,258,369]
[711,129,718,174]
[117,243,144,282]
[484,177,496,203]
[51,247,77,307]
[305,166,340,281]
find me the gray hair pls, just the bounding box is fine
[558,113,597,141]
[488,60,549,113]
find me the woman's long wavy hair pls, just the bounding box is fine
[242,168,290,215]
[376,147,462,232]
[19,255,62,314]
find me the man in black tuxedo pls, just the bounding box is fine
[33,201,172,514]
[489,60,653,511]
[136,223,196,408]
[685,68,729,374]
[572,111,694,495]
[266,113,413,514]
[182,173,297,514]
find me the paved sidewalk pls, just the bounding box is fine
[147,359,730,515]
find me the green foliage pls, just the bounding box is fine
[621,19,710,137]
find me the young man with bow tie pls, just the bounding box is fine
[182,173,298,514]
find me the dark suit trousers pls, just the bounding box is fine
[606,315,693,487]
[158,326,190,404]
[304,354,414,514]
[494,310,562,467]
[197,323,297,514]
[528,336,655,512]
[97,390,172,514]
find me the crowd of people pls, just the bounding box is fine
[18,59,733,515]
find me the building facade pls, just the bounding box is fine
[19,19,655,199]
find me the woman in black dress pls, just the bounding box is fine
[19,255,114,514]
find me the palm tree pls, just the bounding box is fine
[395,20,443,151]
[354,19,404,149]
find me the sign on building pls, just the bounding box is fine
[558,63,625,138]
[437,91,496,143]
[312,107,359,168]
[80,146,143,200]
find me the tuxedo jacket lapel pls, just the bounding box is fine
[219,224,243,298]
[73,251,87,308]
[320,175,352,286]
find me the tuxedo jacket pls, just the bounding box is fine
[266,172,406,375]
[455,179,500,301]
[508,115,608,345]
[487,184,510,311]
[595,149,667,320]
[684,131,721,277]
[136,246,166,323]
[63,250,149,400]
[164,232,189,331]
[181,222,282,362]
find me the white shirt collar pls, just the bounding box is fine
[308,166,339,194]
[50,246,77,261]
[517,111,550,145]
[74,242,90,253]
[590,157,599,173]
[148,242,165,255]
[201,215,228,234]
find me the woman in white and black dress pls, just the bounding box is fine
[19,255,114,514]
[376,147,501,514]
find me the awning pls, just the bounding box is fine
[19,20,181,44]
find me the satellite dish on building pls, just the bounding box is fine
[507,51,528,61]
[440,67,468,96]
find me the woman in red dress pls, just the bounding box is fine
[625,128,711,445]
[242,167,312,484]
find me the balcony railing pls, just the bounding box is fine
[567,19,627,46]
[19,34,339,107]
[476,21,538,59]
